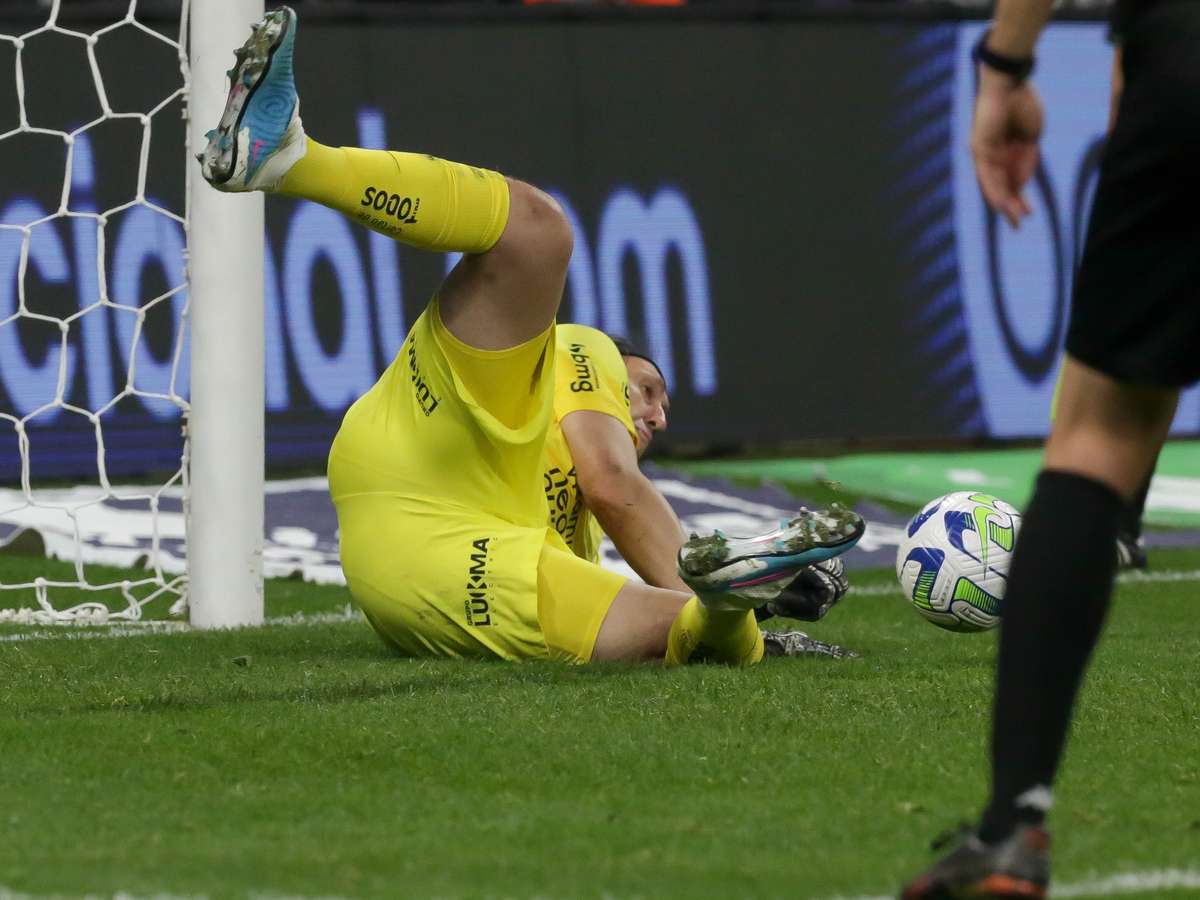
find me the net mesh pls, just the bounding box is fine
[0,0,192,625]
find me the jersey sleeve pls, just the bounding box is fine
[553,325,636,445]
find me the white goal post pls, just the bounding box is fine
[0,0,265,629]
[186,0,265,628]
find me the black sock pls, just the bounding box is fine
[978,471,1123,843]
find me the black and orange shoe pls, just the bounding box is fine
[900,824,1050,899]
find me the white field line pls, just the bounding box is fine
[851,567,1200,597]
[825,867,1200,900]
[0,869,1198,900]
[0,609,361,643]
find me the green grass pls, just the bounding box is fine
[2,552,1199,898]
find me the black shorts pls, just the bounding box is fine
[1065,0,1200,388]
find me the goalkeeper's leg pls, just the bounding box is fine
[536,536,762,665]
[197,5,569,350]
[583,583,764,666]
[590,585,855,664]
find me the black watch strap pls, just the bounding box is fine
[972,30,1035,83]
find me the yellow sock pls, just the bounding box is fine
[665,597,764,666]
[276,137,510,253]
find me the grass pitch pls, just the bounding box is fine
[2,551,1199,899]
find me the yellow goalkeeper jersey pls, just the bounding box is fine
[541,325,637,564]
[329,300,555,529]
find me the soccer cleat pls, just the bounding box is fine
[761,629,858,659]
[766,557,849,622]
[899,824,1050,899]
[677,504,864,610]
[1115,531,1148,570]
[197,6,306,192]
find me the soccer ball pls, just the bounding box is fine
[895,491,1022,632]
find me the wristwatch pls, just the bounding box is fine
[972,30,1036,83]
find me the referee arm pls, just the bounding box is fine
[971,0,1054,227]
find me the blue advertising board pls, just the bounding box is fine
[1,14,1193,479]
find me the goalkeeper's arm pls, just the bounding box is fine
[560,409,692,594]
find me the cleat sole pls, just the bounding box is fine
[202,7,295,186]
[969,875,1046,898]
[678,504,864,581]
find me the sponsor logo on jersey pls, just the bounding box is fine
[568,342,596,393]
[407,337,440,416]
[544,465,584,543]
[464,537,493,627]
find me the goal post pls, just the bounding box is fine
[0,0,266,628]
[186,0,266,628]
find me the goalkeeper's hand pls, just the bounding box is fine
[764,558,849,623]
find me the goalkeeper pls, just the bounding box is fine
[199,7,863,665]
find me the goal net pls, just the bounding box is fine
[0,0,264,628]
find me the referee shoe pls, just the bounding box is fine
[900,824,1050,899]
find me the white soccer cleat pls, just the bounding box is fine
[197,6,306,193]
[677,504,865,611]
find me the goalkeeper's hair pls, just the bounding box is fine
[606,333,665,385]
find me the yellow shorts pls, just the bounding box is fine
[536,533,627,662]
[331,300,627,663]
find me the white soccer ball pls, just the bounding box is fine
[895,491,1022,633]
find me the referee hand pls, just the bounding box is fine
[971,67,1044,228]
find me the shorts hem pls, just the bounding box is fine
[1065,343,1200,389]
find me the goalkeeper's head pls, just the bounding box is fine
[608,335,668,458]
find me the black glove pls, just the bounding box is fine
[759,557,849,623]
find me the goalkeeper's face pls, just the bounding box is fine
[624,356,669,458]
